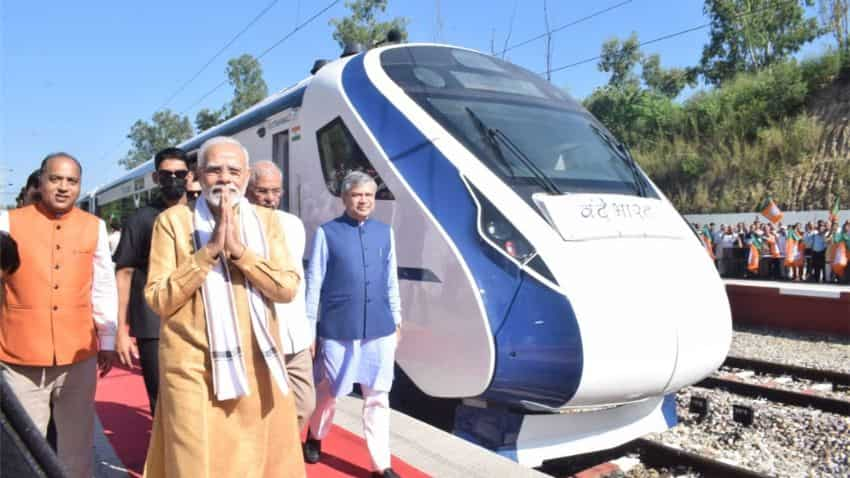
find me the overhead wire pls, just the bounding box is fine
[498,0,633,56]
[98,0,340,164]
[542,0,801,76]
[97,0,282,164]
[180,0,342,116]
[156,0,281,111]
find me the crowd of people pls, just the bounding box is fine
[694,218,850,283]
[0,137,403,478]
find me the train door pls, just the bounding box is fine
[272,130,290,212]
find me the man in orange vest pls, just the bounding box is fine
[0,152,118,478]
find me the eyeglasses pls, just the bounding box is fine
[158,170,189,180]
[187,191,201,200]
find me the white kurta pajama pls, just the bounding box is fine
[305,221,401,472]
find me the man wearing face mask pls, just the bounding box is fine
[112,147,191,413]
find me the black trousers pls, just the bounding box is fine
[811,251,826,282]
[137,338,159,415]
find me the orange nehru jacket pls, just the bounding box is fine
[1,205,100,366]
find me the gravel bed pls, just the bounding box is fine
[730,325,850,373]
[716,366,850,401]
[645,387,850,478]
[624,463,698,478]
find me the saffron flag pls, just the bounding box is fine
[829,197,840,224]
[759,197,784,224]
[747,243,761,273]
[766,237,780,258]
[832,242,847,278]
[785,231,802,267]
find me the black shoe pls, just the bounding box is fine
[371,468,400,478]
[303,436,321,464]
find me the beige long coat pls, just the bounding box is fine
[143,203,305,478]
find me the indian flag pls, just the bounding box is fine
[829,197,840,224]
[760,196,784,224]
[832,242,847,277]
[701,226,715,260]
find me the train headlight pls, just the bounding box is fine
[485,219,512,241]
[468,182,555,283]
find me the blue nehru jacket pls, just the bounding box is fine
[305,214,401,341]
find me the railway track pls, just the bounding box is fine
[541,356,850,477]
[723,355,850,387]
[630,438,771,478]
[693,356,850,416]
[540,437,771,477]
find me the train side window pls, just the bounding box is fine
[316,117,394,200]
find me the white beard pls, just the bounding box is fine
[203,184,241,207]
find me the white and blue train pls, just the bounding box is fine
[82,42,731,466]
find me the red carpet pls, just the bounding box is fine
[95,366,430,477]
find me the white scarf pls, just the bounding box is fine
[193,195,289,401]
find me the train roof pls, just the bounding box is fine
[89,76,312,196]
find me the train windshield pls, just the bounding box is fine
[380,46,655,200]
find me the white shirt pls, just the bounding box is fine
[108,230,121,255]
[274,210,312,354]
[717,233,738,249]
[0,209,118,351]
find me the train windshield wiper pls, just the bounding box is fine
[465,107,561,196]
[591,125,645,197]
[465,107,518,180]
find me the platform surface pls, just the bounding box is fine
[724,279,850,297]
[723,279,850,337]
[92,365,545,478]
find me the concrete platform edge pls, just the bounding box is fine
[334,395,549,478]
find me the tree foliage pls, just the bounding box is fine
[330,0,409,49]
[642,54,699,98]
[599,33,642,88]
[120,110,193,170]
[583,18,850,212]
[195,108,225,133]
[193,54,267,132]
[700,0,819,85]
[819,0,850,51]
[226,54,268,118]
[585,35,695,147]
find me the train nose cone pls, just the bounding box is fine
[547,236,731,406]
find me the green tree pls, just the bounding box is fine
[641,54,698,98]
[587,34,687,147]
[195,107,225,132]
[225,54,268,118]
[598,33,642,88]
[120,110,193,170]
[700,0,820,85]
[819,0,850,51]
[193,54,267,132]
[330,0,409,49]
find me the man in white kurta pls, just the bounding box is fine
[304,171,402,478]
[246,160,315,431]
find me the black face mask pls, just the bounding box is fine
[159,177,187,201]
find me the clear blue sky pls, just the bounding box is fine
[0,0,833,200]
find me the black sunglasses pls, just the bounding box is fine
[158,170,189,180]
[187,191,201,200]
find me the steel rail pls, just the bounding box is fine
[696,376,850,416]
[724,356,850,387]
[539,437,772,477]
[632,438,773,478]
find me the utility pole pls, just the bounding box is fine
[434,0,444,42]
[544,0,552,81]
